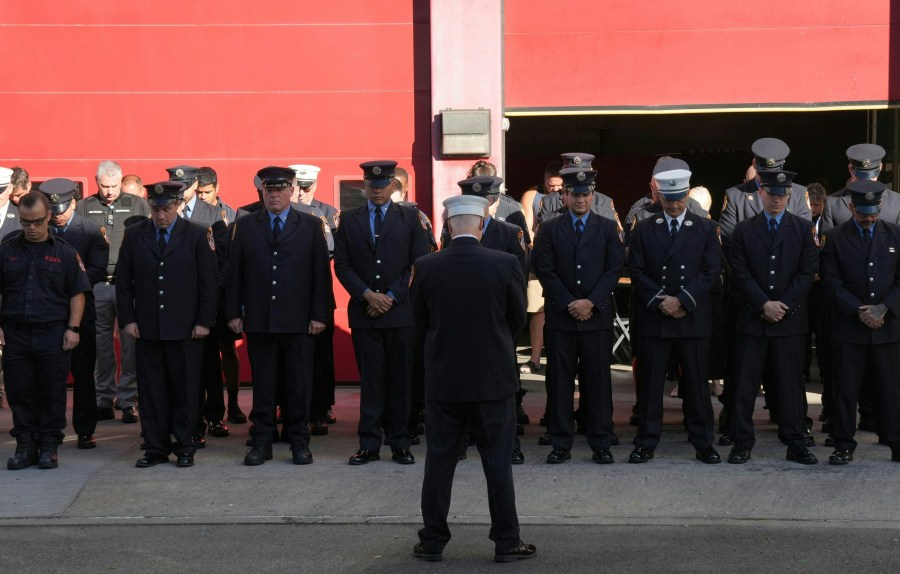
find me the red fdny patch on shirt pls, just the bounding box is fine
[44,255,61,263]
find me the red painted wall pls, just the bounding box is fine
[505,0,900,111]
[1,1,432,382]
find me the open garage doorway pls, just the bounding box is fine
[504,109,893,219]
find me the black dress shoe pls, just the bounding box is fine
[77,434,96,449]
[495,541,537,563]
[292,448,313,465]
[176,454,194,468]
[193,434,207,449]
[824,435,835,447]
[611,435,621,446]
[326,409,337,425]
[413,543,442,562]
[628,446,654,464]
[392,448,415,464]
[537,432,552,446]
[696,446,721,464]
[546,448,570,464]
[309,421,329,436]
[208,421,229,437]
[349,449,380,465]
[821,421,833,434]
[516,405,530,425]
[592,448,614,464]
[121,407,138,424]
[786,447,818,465]
[135,453,169,468]
[244,445,273,466]
[718,434,734,446]
[803,429,816,447]
[96,406,115,421]
[727,447,751,464]
[409,433,421,446]
[829,449,853,465]
[7,445,38,470]
[511,448,525,465]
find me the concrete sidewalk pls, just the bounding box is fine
[1,367,898,529]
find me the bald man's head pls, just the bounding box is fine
[121,174,145,198]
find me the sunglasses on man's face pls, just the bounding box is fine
[20,216,48,227]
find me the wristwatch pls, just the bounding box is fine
[67,325,81,333]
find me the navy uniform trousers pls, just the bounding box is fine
[3,323,71,445]
[420,396,519,551]
[136,338,202,457]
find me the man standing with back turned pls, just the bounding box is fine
[411,194,534,563]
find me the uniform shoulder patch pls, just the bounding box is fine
[333,211,341,230]
[221,209,228,225]
[716,225,722,245]
[408,263,416,288]
[76,252,86,272]
[100,226,110,244]
[517,229,526,252]
[721,195,729,212]
[207,227,215,251]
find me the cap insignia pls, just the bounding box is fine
[866,191,875,201]
[50,194,60,202]
[669,180,676,186]
[776,173,786,183]
[372,166,382,176]
[863,159,873,169]
[154,184,164,194]
[765,158,776,167]
[572,156,582,166]
[576,171,586,182]
[472,183,482,193]
[175,168,184,178]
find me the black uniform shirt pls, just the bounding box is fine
[0,234,91,324]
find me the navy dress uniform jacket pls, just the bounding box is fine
[819,219,900,344]
[411,236,526,402]
[534,211,625,331]
[225,208,331,333]
[628,211,721,338]
[333,201,432,329]
[821,186,900,232]
[719,181,811,239]
[623,196,708,246]
[439,217,528,278]
[115,217,218,340]
[727,211,818,337]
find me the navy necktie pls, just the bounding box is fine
[575,219,584,242]
[769,217,778,240]
[670,219,679,238]
[273,217,282,239]
[157,229,167,252]
[374,207,383,243]
[864,228,872,248]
